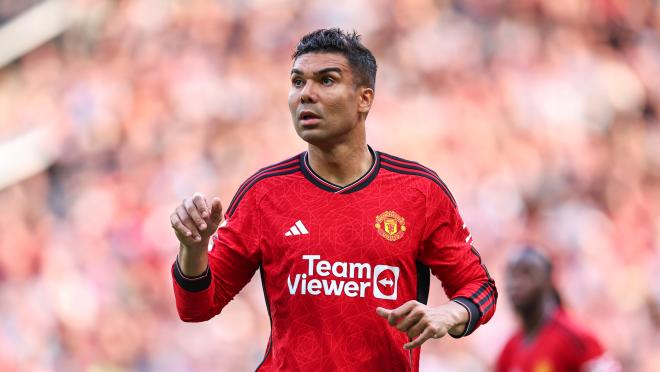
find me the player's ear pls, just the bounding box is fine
[357,86,374,114]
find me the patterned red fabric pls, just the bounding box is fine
[172,148,497,371]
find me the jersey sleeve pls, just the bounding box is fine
[418,182,497,337]
[171,186,262,322]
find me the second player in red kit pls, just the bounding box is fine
[496,247,619,372]
[170,28,497,371]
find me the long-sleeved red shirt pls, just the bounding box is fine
[172,147,497,371]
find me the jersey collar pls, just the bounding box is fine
[300,146,380,194]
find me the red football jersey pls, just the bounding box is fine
[496,308,618,372]
[172,147,497,371]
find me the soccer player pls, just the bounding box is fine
[496,247,620,372]
[170,28,497,371]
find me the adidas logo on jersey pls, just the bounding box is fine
[285,220,309,236]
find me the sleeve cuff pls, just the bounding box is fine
[172,259,212,292]
[450,297,481,338]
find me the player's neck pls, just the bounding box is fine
[307,138,372,187]
[521,299,557,339]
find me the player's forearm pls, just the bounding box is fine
[178,242,209,277]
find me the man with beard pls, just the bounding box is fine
[497,247,619,372]
[170,28,497,371]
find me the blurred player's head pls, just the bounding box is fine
[506,247,560,315]
[288,28,377,146]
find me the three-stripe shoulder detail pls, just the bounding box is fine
[226,155,301,217]
[378,153,457,207]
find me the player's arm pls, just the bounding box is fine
[170,192,260,322]
[415,187,497,338]
[377,183,497,348]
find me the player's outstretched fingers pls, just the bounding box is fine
[378,307,400,326]
[406,317,428,340]
[210,197,223,225]
[192,192,210,220]
[184,196,207,232]
[395,308,424,333]
[404,327,436,350]
[386,300,418,326]
[376,307,391,319]
[170,211,192,238]
[177,204,201,242]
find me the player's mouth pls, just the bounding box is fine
[298,110,322,126]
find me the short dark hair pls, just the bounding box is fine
[292,28,377,90]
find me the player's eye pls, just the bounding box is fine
[292,78,304,87]
[321,76,334,86]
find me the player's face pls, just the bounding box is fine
[288,52,371,146]
[505,253,549,314]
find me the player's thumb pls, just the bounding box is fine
[210,197,223,224]
[376,307,391,319]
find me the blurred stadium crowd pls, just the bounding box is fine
[0,0,659,371]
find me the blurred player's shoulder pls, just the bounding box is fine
[377,151,457,206]
[550,309,620,370]
[551,309,604,353]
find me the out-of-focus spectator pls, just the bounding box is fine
[0,0,658,370]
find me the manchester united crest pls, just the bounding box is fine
[375,211,406,242]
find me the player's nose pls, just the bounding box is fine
[300,81,318,104]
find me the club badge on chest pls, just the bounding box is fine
[374,210,406,242]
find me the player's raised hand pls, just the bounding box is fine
[170,192,223,250]
[376,300,468,350]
